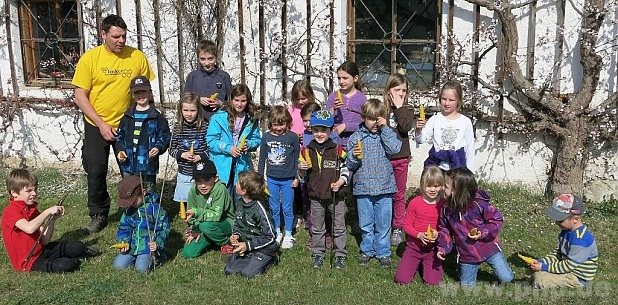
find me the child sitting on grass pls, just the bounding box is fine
[113,175,170,272]
[182,160,236,258]
[2,168,100,273]
[225,170,279,278]
[529,194,598,288]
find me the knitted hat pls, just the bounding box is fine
[193,160,217,181]
[310,110,334,128]
[118,175,143,208]
[130,76,152,93]
[544,193,585,221]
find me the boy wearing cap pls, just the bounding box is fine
[2,168,100,272]
[115,75,171,189]
[530,194,599,288]
[298,110,350,269]
[113,175,170,272]
[182,160,236,258]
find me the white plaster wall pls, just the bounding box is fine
[559,0,583,93]
[0,0,616,201]
[533,0,560,88]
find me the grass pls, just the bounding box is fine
[0,168,616,305]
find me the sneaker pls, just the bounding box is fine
[83,245,102,257]
[79,245,102,262]
[377,256,392,268]
[390,228,403,246]
[276,233,284,245]
[281,235,296,249]
[85,215,108,234]
[311,255,324,268]
[334,256,347,269]
[357,253,372,265]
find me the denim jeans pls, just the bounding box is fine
[113,253,152,273]
[357,194,393,258]
[267,177,295,233]
[459,251,514,286]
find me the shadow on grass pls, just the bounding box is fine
[508,251,534,269]
[59,228,92,241]
[394,242,406,258]
[164,230,186,261]
[442,251,459,280]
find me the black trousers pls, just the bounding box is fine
[31,240,87,273]
[224,252,276,278]
[83,121,118,217]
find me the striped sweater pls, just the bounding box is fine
[169,120,209,176]
[539,224,598,283]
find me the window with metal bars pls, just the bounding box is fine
[18,0,83,87]
[347,0,439,93]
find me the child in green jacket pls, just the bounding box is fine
[182,160,235,258]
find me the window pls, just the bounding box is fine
[18,0,82,86]
[348,0,439,92]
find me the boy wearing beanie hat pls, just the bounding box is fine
[182,160,235,259]
[113,175,170,272]
[298,110,350,269]
[529,194,599,288]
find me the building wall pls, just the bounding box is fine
[0,0,616,201]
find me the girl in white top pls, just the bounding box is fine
[415,81,475,173]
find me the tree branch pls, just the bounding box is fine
[465,0,566,119]
[572,0,605,113]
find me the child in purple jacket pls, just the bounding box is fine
[437,167,513,287]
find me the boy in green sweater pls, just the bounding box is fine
[182,160,235,258]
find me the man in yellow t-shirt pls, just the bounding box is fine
[72,14,155,234]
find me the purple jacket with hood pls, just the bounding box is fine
[437,189,505,264]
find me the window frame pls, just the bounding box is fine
[346,0,442,93]
[18,0,84,88]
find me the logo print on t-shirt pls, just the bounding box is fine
[101,67,134,78]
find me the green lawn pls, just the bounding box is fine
[0,168,616,305]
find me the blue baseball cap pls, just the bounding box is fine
[310,110,334,128]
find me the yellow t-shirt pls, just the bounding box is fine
[72,45,155,128]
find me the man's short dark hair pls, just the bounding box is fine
[102,14,127,32]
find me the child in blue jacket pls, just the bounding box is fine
[346,98,401,267]
[116,76,171,189]
[113,175,170,273]
[206,84,261,197]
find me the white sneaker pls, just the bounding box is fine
[281,235,296,249]
[276,233,284,245]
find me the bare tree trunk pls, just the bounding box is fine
[551,118,589,195]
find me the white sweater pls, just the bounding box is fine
[415,113,476,173]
